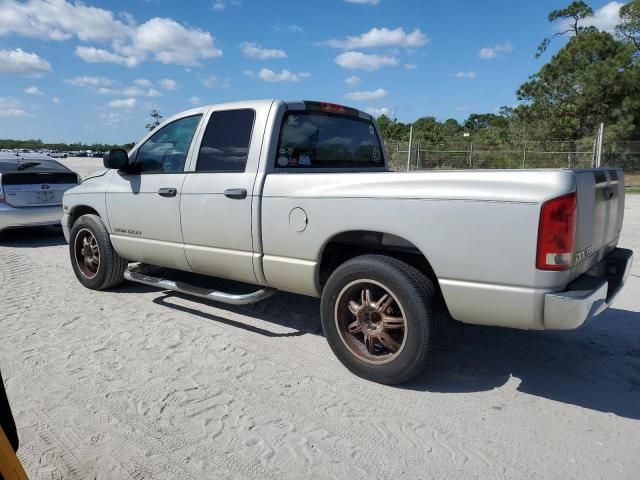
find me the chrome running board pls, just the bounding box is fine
[124,264,276,305]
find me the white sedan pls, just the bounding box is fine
[0,152,80,232]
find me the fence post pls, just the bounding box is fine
[522,140,526,168]
[406,125,413,172]
[596,122,604,167]
[468,142,473,168]
[416,141,420,170]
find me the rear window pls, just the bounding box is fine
[275,111,384,169]
[0,158,71,174]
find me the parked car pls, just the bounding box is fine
[62,100,632,384]
[0,152,81,232]
[48,150,68,158]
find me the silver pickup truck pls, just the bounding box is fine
[62,99,633,384]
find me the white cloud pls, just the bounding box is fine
[212,0,241,11]
[24,86,44,95]
[404,63,418,70]
[478,41,513,59]
[75,46,138,67]
[273,23,304,33]
[0,0,129,42]
[366,106,390,117]
[190,96,201,105]
[65,76,114,87]
[335,51,397,71]
[202,75,218,87]
[109,98,137,109]
[52,96,60,104]
[324,27,428,49]
[134,78,152,87]
[581,1,624,33]
[0,97,30,117]
[0,1,223,67]
[100,111,124,125]
[345,88,388,101]
[0,48,51,76]
[345,75,361,85]
[344,0,380,5]
[452,71,477,79]
[159,78,179,90]
[92,85,161,97]
[126,17,222,66]
[202,75,229,87]
[257,68,310,82]
[241,42,287,60]
[121,86,162,97]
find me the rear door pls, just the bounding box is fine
[181,106,266,284]
[106,114,203,270]
[570,168,625,276]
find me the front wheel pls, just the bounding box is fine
[69,214,128,290]
[321,255,445,384]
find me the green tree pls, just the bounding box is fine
[145,109,163,131]
[616,0,640,55]
[376,115,409,143]
[536,1,594,57]
[520,24,638,140]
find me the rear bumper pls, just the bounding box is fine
[544,248,633,329]
[0,202,62,232]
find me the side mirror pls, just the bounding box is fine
[103,149,129,170]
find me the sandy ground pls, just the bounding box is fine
[1,161,639,479]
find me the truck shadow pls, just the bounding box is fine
[0,226,67,247]
[405,308,640,420]
[145,284,640,419]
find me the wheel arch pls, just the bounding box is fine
[68,205,100,229]
[317,230,445,303]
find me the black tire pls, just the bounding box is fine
[320,254,446,384]
[69,214,128,290]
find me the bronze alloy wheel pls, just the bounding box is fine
[335,279,408,365]
[74,228,100,279]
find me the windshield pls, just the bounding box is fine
[275,111,384,169]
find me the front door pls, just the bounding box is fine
[106,113,203,270]
[181,107,260,284]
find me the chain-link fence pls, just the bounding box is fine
[385,140,640,172]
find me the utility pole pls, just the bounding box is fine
[406,124,413,172]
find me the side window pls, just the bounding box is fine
[133,114,202,173]
[196,109,255,172]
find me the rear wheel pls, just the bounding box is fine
[69,214,127,290]
[321,255,445,384]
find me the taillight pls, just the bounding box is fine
[536,192,577,270]
[304,101,360,117]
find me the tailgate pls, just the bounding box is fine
[571,168,625,277]
[1,172,77,207]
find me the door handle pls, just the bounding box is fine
[158,187,177,197]
[602,187,615,201]
[224,188,247,199]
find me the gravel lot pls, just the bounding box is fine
[1,159,639,479]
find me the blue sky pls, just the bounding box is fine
[0,0,626,144]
